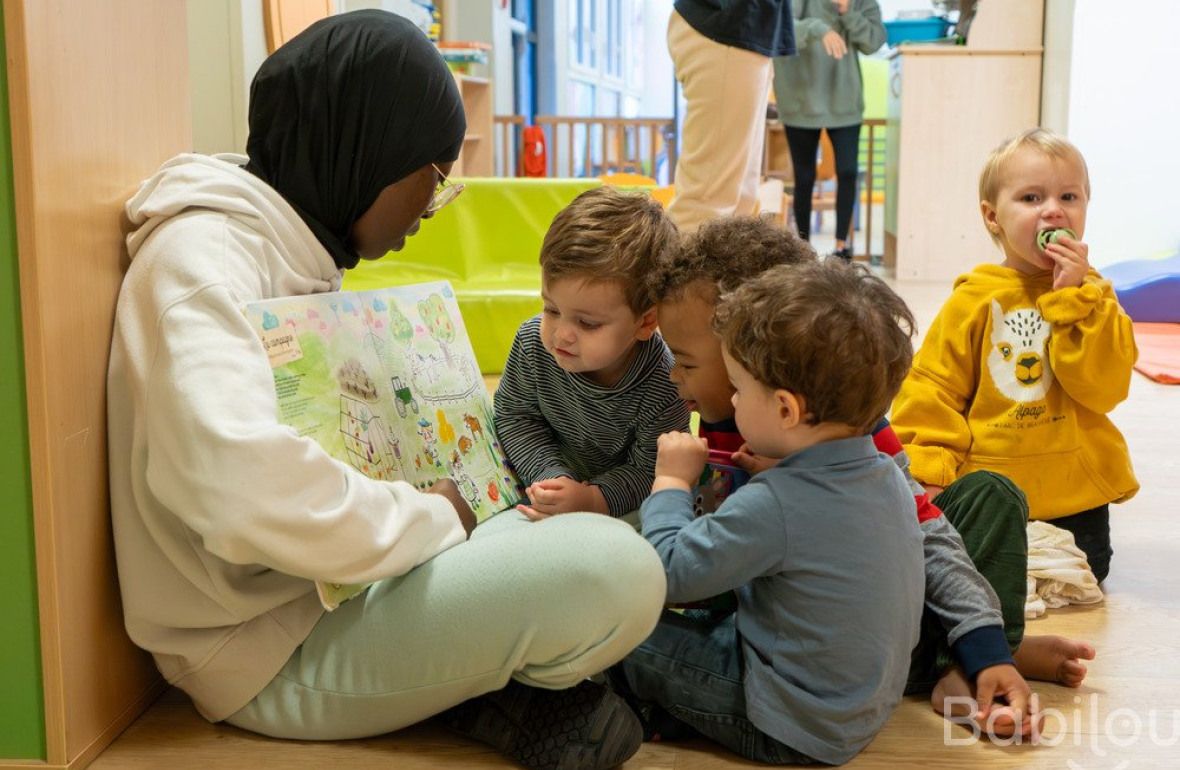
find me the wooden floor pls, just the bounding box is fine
[92,280,1180,770]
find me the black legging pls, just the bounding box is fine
[783,124,861,243]
[1050,504,1112,583]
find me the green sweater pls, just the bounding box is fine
[772,0,885,129]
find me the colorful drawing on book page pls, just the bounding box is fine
[246,282,524,610]
[692,449,751,517]
[244,280,523,523]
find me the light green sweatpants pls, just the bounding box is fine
[225,511,666,740]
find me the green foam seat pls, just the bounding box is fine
[345,177,602,373]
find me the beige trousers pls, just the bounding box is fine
[666,10,772,233]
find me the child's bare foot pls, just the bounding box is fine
[1013,635,1095,687]
[931,666,1034,739]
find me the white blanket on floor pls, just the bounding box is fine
[1025,521,1105,619]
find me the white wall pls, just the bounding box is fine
[1040,0,1072,135]
[877,0,937,20]
[1059,1,1180,265]
[641,0,674,117]
[187,0,236,153]
[186,0,265,154]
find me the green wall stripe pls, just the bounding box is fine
[0,3,48,760]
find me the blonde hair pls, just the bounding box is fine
[979,128,1090,202]
[540,186,678,313]
[978,129,1090,242]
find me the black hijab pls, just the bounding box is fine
[245,10,466,270]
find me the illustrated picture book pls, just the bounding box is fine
[692,449,751,517]
[244,280,523,610]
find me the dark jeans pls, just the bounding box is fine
[1050,504,1112,583]
[613,611,816,765]
[783,123,861,242]
[907,471,1030,692]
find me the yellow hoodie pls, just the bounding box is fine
[892,264,1139,520]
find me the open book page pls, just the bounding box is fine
[243,281,523,610]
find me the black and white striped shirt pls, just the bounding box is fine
[494,316,691,516]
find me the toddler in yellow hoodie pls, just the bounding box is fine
[892,128,1138,583]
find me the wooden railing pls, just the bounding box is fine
[493,115,525,177]
[490,114,886,260]
[861,117,886,262]
[494,115,674,180]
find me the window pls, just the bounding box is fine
[604,0,622,79]
[570,0,597,70]
[567,0,640,94]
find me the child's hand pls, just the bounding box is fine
[517,477,608,520]
[1043,233,1089,290]
[428,478,476,537]
[822,29,847,59]
[653,432,708,492]
[730,443,780,476]
[974,663,1042,740]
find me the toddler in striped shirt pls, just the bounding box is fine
[494,187,690,519]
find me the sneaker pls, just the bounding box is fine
[437,679,643,770]
[603,665,697,744]
[829,246,853,262]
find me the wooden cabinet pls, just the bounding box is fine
[1,1,189,766]
[453,73,493,177]
[884,0,1044,282]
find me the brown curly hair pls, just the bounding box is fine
[649,216,817,304]
[713,259,916,433]
[540,186,678,313]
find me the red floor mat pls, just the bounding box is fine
[1134,323,1180,384]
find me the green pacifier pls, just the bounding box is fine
[1037,228,1076,251]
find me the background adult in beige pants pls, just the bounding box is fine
[666,2,795,232]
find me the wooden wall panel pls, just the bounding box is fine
[2,0,190,765]
[263,0,332,54]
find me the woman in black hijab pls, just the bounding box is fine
[111,11,662,770]
[245,9,465,268]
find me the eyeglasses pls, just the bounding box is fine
[425,164,464,215]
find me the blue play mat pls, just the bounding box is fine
[1104,253,1180,323]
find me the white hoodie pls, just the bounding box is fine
[108,154,464,721]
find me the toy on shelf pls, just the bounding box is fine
[437,41,490,76]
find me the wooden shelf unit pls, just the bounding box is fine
[453,73,492,177]
[883,0,1044,282]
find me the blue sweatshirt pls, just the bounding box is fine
[642,434,924,764]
